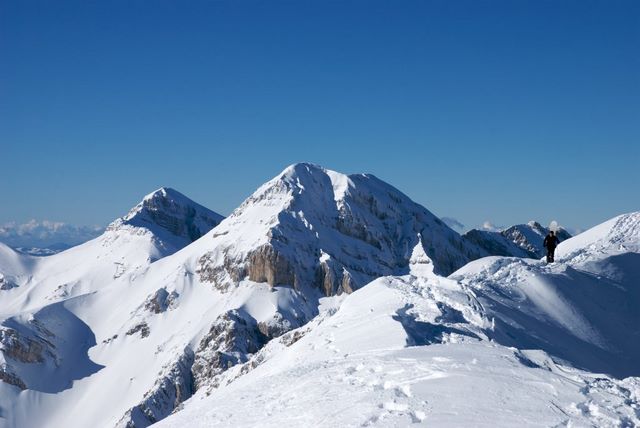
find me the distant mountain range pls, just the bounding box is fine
[0,220,103,256]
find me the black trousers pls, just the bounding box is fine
[546,247,556,262]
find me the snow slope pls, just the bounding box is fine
[555,212,640,262]
[157,224,640,427]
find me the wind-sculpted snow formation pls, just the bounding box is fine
[0,164,638,428]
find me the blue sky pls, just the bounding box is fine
[1,0,638,233]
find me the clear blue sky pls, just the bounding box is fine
[1,0,638,232]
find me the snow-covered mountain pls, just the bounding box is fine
[0,164,487,428]
[195,163,484,296]
[0,165,638,428]
[0,187,224,313]
[155,212,640,427]
[0,187,226,427]
[463,220,572,259]
[108,187,224,253]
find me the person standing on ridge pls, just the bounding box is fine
[543,230,560,263]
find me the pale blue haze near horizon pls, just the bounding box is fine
[1,0,638,233]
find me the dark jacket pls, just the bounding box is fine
[543,234,560,250]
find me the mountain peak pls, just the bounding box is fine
[527,220,543,230]
[143,186,178,198]
[108,188,224,247]
[279,162,326,178]
[195,164,483,295]
[138,187,197,208]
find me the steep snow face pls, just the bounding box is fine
[196,163,483,296]
[108,187,224,253]
[555,212,640,263]
[156,266,640,428]
[464,221,572,259]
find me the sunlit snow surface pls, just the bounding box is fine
[0,164,638,428]
[158,272,640,427]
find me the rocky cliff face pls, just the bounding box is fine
[0,273,18,290]
[115,307,298,427]
[196,163,485,296]
[0,323,53,393]
[191,310,269,391]
[0,327,48,364]
[116,349,195,428]
[0,368,26,390]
